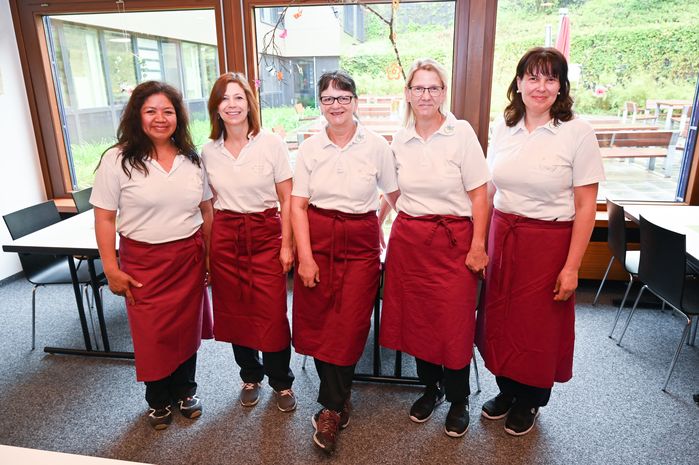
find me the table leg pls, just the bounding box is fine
[67,256,92,350]
[88,258,110,352]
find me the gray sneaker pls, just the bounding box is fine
[240,382,262,407]
[275,388,297,412]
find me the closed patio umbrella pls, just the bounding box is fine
[555,13,570,61]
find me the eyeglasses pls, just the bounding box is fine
[319,95,354,105]
[409,86,444,97]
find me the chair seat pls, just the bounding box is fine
[624,250,640,275]
[25,257,104,286]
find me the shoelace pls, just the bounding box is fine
[278,388,294,397]
[148,405,171,418]
[242,382,259,390]
[317,410,340,438]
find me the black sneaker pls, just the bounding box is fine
[409,384,445,423]
[177,395,202,419]
[481,393,515,420]
[504,404,540,436]
[444,402,470,437]
[312,409,341,454]
[147,405,172,430]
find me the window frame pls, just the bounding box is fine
[9,0,698,205]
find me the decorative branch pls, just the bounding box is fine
[257,0,406,89]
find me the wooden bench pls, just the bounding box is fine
[596,129,678,176]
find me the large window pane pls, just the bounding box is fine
[46,10,218,189]
[490,1,699,202]
[254,2,455,155]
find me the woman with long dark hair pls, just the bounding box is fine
[92,81,213,430]
[291,71,399,454]
[202,72,296,412]
[476,47,604,436]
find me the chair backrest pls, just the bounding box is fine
[606,199,629,269]
[637,215,686,310]
[3,201,61,240]
[2,201,64,280]
[71,187,93,214]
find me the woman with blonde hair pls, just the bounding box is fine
[380,58,491,438]
[202,72,296,412]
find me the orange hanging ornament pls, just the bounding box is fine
[293,9,303,19]
[386,62,401,80]
[276,70,284,81]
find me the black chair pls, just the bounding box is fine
[593,199,641,338]
[616,216,699,391]
[71,187,93,213]
[3,201,103,350]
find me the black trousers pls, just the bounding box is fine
[496,376,552,408]
[415,357,470,403]
[144,352,197,409]
[232,344,295,391]
[314,358,355,412]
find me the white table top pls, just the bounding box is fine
[2,210,117,257]
[622,205,699,264]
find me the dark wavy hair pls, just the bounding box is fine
[100,81,199,178]
[207,72,261,141]
[504,47,574,127]
[317,71,358,98]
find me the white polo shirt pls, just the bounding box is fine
[488,117,605,221]
[201,130,292,213]
[90,147,213,244]
[292,123,398,214]
[392,112,491,217]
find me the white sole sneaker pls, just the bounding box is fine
[504,409,540,436]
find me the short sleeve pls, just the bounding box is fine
[201,164,213,201]
[271,134,293,183]
[460,123,491,191]
[90,148,122,211]
[376,141,398,194]
[572,124,606,186]
[291,145,311,198]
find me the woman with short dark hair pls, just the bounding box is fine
[476,47,605,436]
[291,71,399,454]
[92,81,213,430]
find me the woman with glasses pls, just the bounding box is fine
[379,58,490,438]
[291,71,399,454]
[201,73,296,413]
[476,47,603,436]
[91,81,213,430]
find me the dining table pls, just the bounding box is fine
[2,210,132,359]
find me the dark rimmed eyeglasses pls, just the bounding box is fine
[409,86,444,97]
[319,95,354,105]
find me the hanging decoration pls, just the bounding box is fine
[254,79,261,89]
[392,0,400,13]
[293,8,303,19]
[279,29,288,39]
[386,62,402,80]
[276,71,284,81]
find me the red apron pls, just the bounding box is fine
[292,206,380,366]
[476,209,575,389]
[380,212,479,369]
[210,208,290,351]
[119,229,211,382]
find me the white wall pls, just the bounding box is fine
[0,0,47,280]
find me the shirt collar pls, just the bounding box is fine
[319,120,366,149]
[214,130,259,147]
[510,118,560,135]
[402,111,457,142]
